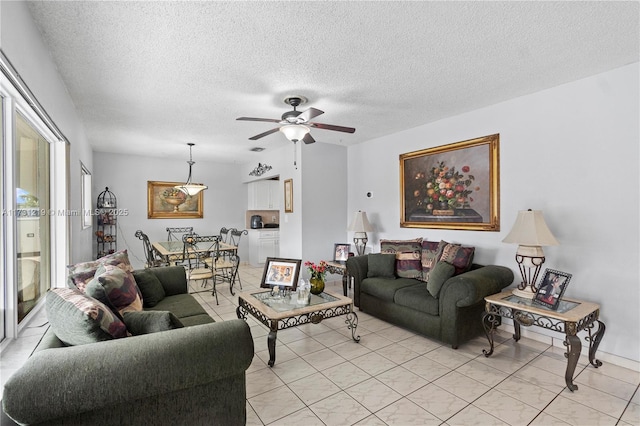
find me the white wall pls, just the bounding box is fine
[1,1,94,266]
[347,63,639,363]
[93,152,247,269]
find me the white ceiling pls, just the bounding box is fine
[26,1,638,163]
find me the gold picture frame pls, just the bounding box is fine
[284,178,293,213]
[147,181,203,219]
[400,134,500,231]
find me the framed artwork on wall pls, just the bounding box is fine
[400,134,500,231]
[147,181,203,219]
[284,178,293,213]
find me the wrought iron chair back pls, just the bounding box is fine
[219,227,231,244]
[167,226,194,242]
[135,230,165,268]
[229,228,248,247]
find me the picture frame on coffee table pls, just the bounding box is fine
[261,257,301,290]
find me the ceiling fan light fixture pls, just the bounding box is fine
[280,124,309,142]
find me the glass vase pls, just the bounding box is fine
[309,277,325,295]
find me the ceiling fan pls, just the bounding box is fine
[237,96,356,144]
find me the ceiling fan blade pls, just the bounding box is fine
[237,117,281,124]
[249,127,280,140]
[308,122,356,133]
[298,107,324,122]
[302,133,315,144]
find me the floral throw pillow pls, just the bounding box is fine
[85,264,143,316]
[380,238,423,279]
[46,288,129,346]
[67,249,134,292]
[439,242,475,276]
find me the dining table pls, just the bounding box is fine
[152,240,237,265]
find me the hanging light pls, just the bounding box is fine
[175,143,208,196]
[280,124,309,142]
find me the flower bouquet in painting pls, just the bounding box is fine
[412,161,476,215]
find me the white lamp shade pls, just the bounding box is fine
[280,124,309,142]
[502,210,559,246]
[175,183,208,196]
[347,211,374,233]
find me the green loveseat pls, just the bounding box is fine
[2,266,254,425]
[347,255,513,348]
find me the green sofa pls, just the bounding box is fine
[347,255,513,348]
[2,266,254,425]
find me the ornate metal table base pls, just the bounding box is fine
[482,293,605,392]
[237,296,360,367]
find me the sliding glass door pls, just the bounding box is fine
[15,112,51,322]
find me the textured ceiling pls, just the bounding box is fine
[26,1,639,163]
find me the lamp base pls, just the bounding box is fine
[512,286,536,299]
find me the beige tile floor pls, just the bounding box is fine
[2,264,639,425]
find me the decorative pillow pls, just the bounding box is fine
[420,240,446,283]
[85,264,143,316]
[426,261,456,298]
[68,249,134,292]
[439,242,475,276]
[367,253,397,279]
[380,238,423,279]
[46,288,129,346]
[132,269,166,308]
[122,311,183,335]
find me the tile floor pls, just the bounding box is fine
[1,264,639,425]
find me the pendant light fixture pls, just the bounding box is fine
[175,143,208,196]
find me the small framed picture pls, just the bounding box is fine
[260,257,302,290]
[533,269,572,310]
[333,243,350,263]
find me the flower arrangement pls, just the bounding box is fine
[304,260,328,281]
[413,161,476,211]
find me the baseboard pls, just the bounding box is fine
[501,323,639,372]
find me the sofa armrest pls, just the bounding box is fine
[148,265,188,296]
[346,255,369,307]
[439,265,514,311]
[3,319,254,425]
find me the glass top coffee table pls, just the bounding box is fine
[236,289,360,367]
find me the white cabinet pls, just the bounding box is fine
[249,230,279,266]
[248,180,280,210]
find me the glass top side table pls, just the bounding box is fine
[482,291,605,391]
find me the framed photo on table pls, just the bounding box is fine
[261,257,302,290]
[533,269,572,310]
[333,243,350,263]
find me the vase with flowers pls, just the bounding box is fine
[304,260,328,295]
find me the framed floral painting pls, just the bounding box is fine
[400,134,500,231]
[147,181,203,219]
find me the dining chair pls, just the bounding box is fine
[229,228,248,247]
[218,227,231,244]
[135,230,166,268]
[182,233,216,299]
[167,226,193,242]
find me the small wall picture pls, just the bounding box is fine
[261,257,302,290]
[334,243,350,263]
[533,269,572,310]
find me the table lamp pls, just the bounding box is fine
[347,211,373,256]
[502,209,559,299]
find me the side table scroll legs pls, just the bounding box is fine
[564,334,581,392]
[267,323,278,367]
[482,311,499,357]
[587,320,606,368]
[345,312,360,342]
